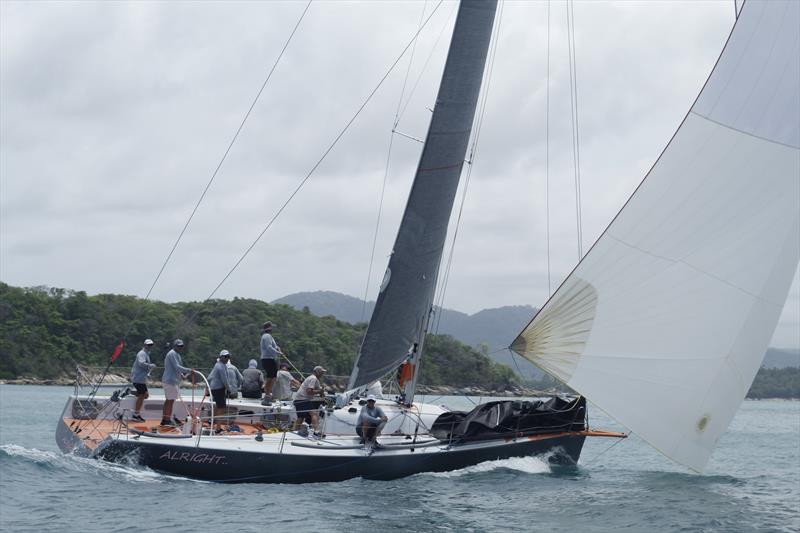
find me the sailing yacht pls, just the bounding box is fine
[56,0,799,482]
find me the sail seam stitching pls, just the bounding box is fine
[689,111,800,150]
[605,233,786,307]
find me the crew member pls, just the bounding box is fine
[130,338,156,422]
[293,365,326,434]
[208,350,231,433]
[260,321,283,404]
[160,339,191,427]
[225,355,243,399]
[241,359,264,399]
[274,362,300,401]
[357,395,388,446]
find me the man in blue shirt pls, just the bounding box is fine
[130,339,156,422]
[357,395,388,447]
[208,350,231,433]
[160,339,191,427]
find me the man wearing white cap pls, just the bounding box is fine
[130,339,156,422]
[208,350,232,433]
[160,339,191,427]
[293,365,327,433]
[357,395,388,446]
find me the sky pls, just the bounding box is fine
[1,0,797,349]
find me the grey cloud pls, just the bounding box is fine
[2,1,797,348]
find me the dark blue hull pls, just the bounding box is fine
[88,433,586,483]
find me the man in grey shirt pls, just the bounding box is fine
[293,365,326,433]
[259,321,283,404]
[160,339,191,427]
[208,350,231,432]
[130,339,156,422]
[241,359,264,399]
[225,356,243,399]
[357,395,388,446]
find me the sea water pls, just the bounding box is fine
[0,385,797,533]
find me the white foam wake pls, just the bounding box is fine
[426,455,552,478]
[1,444,64,466]
[0,444,201,484]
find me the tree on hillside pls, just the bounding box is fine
[0,282,517,389]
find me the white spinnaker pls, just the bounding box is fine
[512,0,799,473]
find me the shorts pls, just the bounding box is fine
[261,358,278,378]
[241,388,262,399]
[211,388,227,408]
[133,383,148,396]
[356,424,377,441]
[356,420,385,441]
[294,400,322,424]
[163,383,181,401]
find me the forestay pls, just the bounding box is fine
[512,0,800,473]
[348,0,498,391]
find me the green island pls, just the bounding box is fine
[1,282,796,399]
[746,367,800,400]
[0,283,517,392]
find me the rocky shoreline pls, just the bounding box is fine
[3,375,794,400]
[0,374,563,398]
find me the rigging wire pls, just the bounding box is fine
[566,0,584,260]
[87,2,312,399]
[433,0,505,334]
[546,0,552,297]
[394,1,429,132]
[192,1,446,312]
[581,433,628,466]
[137,1,312,318]
[395,2,459,129]
[508,347,525,379]
[117,0,312,354]
[360,1,429,326]
[355,4,456,345]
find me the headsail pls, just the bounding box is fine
[348,0,498,393]
[512,0,800,473]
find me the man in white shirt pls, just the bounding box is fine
[273,362,300,401]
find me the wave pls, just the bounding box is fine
[424,454,553,479]
[0,444,204,484]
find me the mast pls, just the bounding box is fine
[348,0,498,404]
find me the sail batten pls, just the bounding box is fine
[348,0,498,392]
[513,0,799,473]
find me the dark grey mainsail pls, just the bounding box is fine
[348,0,497,392]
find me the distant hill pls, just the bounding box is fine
[273,291,373,324]
[763,347,800,368]
[273,291,544,380]
[435,305,542,380]
[273,290,800,380]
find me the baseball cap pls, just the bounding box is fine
[366,395,377,402]
[174,339,185,347]
[313,365,327,373]
[144,339,154,345]
[219,349,230,357]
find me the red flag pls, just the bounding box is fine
[110,340,125,362]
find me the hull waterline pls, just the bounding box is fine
[90,433,587,483]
